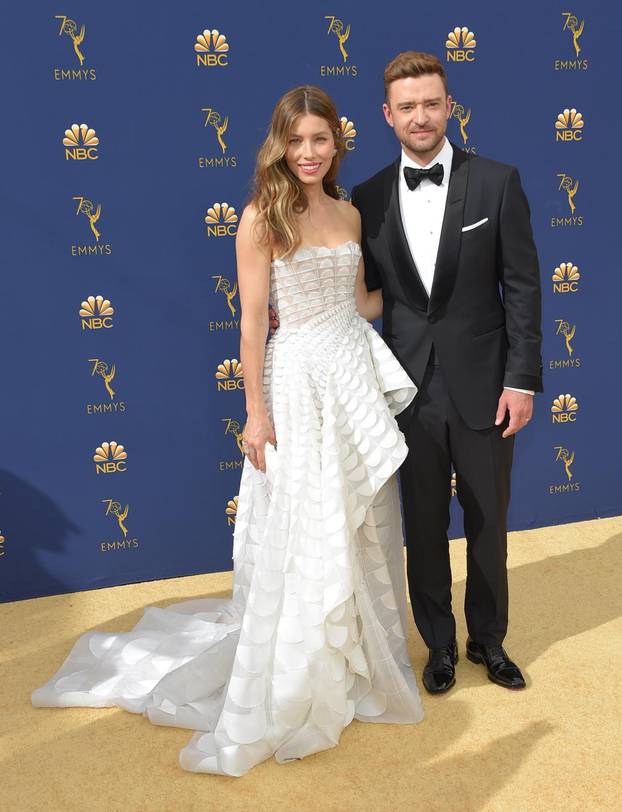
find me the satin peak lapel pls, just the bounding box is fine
[383,159,429,311]
[428,146,469,315]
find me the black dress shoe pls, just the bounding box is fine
[423,641,458,694]
[466,638,526,689]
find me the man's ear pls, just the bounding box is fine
[382,103,394,128]
[446,95,453,120]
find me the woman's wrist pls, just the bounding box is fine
[246,403,269,421]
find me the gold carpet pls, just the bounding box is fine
[2,516,621,812]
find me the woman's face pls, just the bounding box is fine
[284,114,336,187]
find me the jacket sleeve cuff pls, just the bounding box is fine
[503,373,543,392]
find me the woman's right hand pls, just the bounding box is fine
[243,412,276,473]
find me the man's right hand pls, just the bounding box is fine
[269,306,280,335]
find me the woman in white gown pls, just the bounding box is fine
[32,86,424,776]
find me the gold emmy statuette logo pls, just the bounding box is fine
[86,358,126,414]
[340,117,357,151]
[202,108,228,154]
[205,203,238,237]
[73,196,101,240]
[212,275,238,318]
[554,446,575,481]
[562,12,584,57]
[63,123,99,160]
[446,26,477,61]
[0,529,5,557]
[89,358,116,399]
[55,15,86,64]
[551,393,579,424]
[222,418,245,455]
[195,29,229,67]
[325,16,350,62]
[450,101,471,145]
[552,262,580,293]
[336,185,350,201]
[93,441,127,474]
[557,173,579,214]
[450,472,457,497]
[102,498,129,537]
[555,319,576,356]
[80,295,114,330]
[226,495,239,527]
[216,359,244,392]
[555,108,584,141]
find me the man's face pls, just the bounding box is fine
[383,74,451,160]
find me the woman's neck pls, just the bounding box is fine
[303,182,329,209]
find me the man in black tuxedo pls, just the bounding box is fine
[351,52,542,693]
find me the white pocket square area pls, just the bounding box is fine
[462,217,489,232]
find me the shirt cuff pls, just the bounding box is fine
[504,386,535,396]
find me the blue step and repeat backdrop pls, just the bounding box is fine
[1,2,620,602]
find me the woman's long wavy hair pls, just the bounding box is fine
[251,85,346,258]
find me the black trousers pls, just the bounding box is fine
[398,354,515,649]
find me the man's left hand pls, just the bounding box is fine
[495,389,533,438]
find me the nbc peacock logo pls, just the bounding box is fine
[63,123,99,160]
[226,495,239,528]
[552,262,580,294]
[216,359,244,392]
[445,27,477,62]
[93,441,127,474]
[555,108,584,142]
[205,203,238,237]
[551,393,579,424]
[195,29,229,67]
[80,295,114,330]
[340,117,357,151]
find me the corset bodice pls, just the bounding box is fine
[270,240,361,329]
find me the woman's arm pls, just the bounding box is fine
[236,206,276,472]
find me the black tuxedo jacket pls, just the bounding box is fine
[351,143,543,430]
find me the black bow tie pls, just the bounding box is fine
[403,163,444,191]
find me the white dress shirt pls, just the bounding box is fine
[399,137,453,297]
[398,138,533,397]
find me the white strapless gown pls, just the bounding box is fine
[32,241,424,776]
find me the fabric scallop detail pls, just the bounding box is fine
[31,241,424,778]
